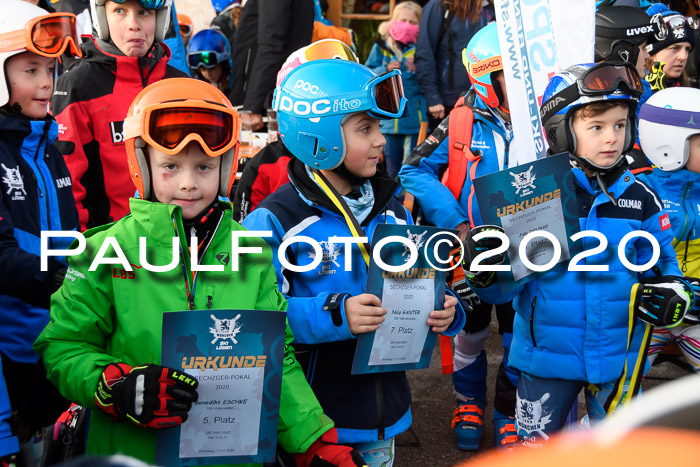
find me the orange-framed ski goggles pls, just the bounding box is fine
[0,13,82,58]
[124,101,240,157]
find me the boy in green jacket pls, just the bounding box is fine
[34,78,365,467]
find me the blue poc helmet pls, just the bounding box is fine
[462,22,503,109]
[187,29,231,73]
[540,62,643,169]
[273,59,407,169]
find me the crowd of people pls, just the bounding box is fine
[1,0,700,466]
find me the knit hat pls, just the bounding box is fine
[645,4,695,56]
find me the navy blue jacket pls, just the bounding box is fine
[414,0,491,109]
[244,158,465,443]
[0,111,79,363]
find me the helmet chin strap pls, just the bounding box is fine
[569,153,628,206]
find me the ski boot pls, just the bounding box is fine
[451,400,484,450]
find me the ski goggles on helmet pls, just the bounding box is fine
[541,62,643,121]
[274,69,406,119]
[0,13,82,58]
[124,102,239,157]
[107,0,168,9]
[302,40,357,62]
[188,50,226,69]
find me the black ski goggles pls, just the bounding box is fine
[541,63,643,121]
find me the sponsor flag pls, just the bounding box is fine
[495,0,595,165]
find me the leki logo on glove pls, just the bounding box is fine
[209,313,242,350]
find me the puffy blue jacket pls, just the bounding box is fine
[399,90,513,230]
[243,158,465,443]
[645,168,700,278]
[414,0,491,109]
[365,40,426,135]
[0,111,79,363]
[474,167,681,383]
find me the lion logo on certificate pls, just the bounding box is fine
[209,313,242,347]
[510,166,536,196]
[403,230,427,259]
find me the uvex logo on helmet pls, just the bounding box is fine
[470,56,502,78]
[626,25,654,36]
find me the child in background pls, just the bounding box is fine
[470,62,684,447]
[0,2,80,455]
[643,4,695,92]
[34,78,364,466]
[639,87,700,371]
[177,13,193,49]
[243,59,464,465]
[365,1,426,178]
[188,29,233,94]
[400,23,519,451]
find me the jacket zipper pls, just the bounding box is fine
[530,296,537,347]
[676,182,692,272]
[179,214,224,310]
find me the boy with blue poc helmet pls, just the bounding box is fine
[243,59,465,460]
[639,87,700,372]
[187,29,233,94]
[468,62,689,447]
[0,0,81,452]
[399,22,520,451]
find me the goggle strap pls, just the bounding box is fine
[594,24,661,40]
[540,84,580,121]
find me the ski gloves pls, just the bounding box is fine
[632,276,700,327]
[464,225,506,289]
[95,363,199,429]
[294,428,367,467]
[644,61,667,92]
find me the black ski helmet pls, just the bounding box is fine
[595,6,663,65]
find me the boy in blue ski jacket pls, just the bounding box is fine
[0,1,80,448]
[469,62,685,447]
[399,23,519,451]
[243,59,465,461]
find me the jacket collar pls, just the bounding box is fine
[79,38,171,85]
[287,157,400,226]
[0,109,57,156]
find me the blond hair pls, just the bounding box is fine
[378,1,422,58]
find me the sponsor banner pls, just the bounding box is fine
[495,0,595,165]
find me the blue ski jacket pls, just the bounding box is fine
[243,158,465,443]
[399,90,513,230]
[474,167,681,383]
[645,167,700,278]
[0,111,79,363]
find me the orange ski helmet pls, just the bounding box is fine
[124,78,239,200]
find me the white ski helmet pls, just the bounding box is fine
[638,87,700,171]
[90,0,172,44]
[0,0,74,107]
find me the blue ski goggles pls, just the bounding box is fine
[274,69,407,119]
[109,0,168,9]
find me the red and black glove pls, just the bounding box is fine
[95,363,199,429]
[294,429,367,467]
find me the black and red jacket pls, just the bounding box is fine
[51,39,187,230]
[232,139,291,222]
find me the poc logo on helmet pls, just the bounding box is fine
[278,96,332,116]
[294,79,324,96]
